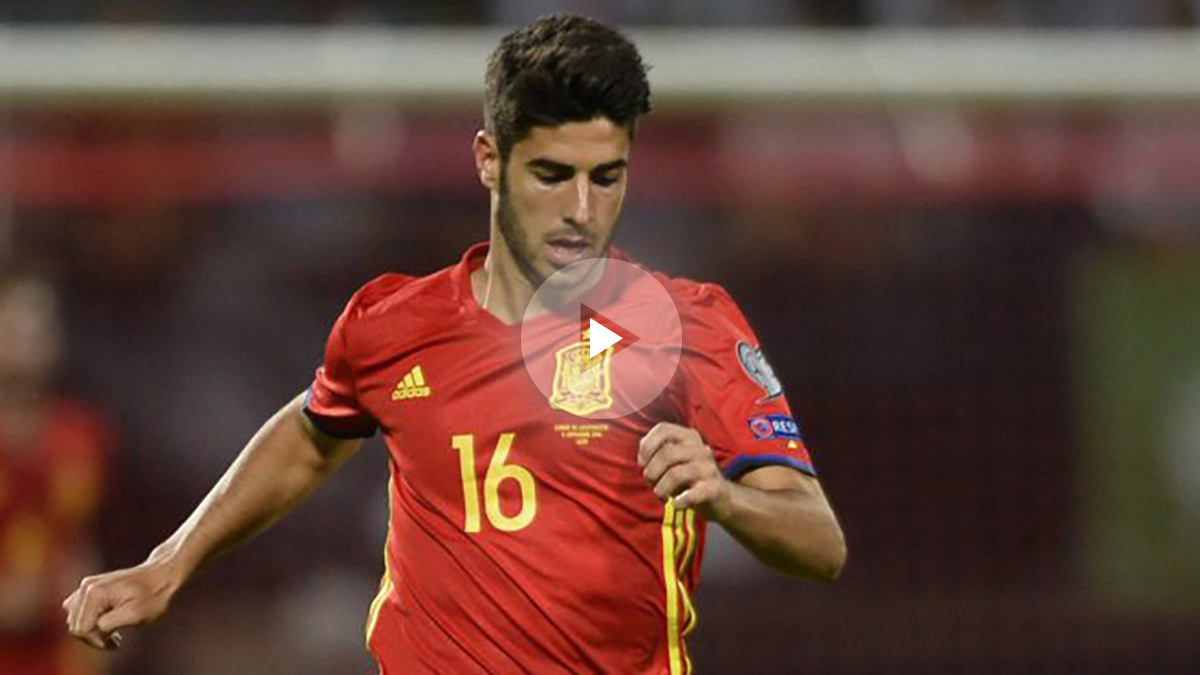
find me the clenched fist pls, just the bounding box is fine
[62,559,181,650]
[638,423,730,519]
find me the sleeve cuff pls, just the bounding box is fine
[301,388,378,439]
[302,406,378,439]
[722,454,817,481]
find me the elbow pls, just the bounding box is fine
[814,527,847,582]
[779,522,847,582]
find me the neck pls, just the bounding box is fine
[470,220,541,325]
[473,254,532,325]
[471,230,607,325]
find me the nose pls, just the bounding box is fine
[568,174,592,226]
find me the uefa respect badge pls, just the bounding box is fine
[519,258,682,420]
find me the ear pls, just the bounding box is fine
[473,131,499,190]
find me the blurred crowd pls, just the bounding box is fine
[1,0,1199,27]
[1,105,1198,673]
[1,3,1199,674]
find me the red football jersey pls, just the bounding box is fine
[0,399,111,675]
[305,243,814,674]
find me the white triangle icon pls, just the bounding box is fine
[589,318,622,358]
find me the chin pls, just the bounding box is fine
[549,257,603,283]
[538,267,583,290]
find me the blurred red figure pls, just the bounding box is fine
[0,270,112,675]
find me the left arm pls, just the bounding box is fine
[639,423,846,580]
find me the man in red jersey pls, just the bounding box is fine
[0,270,112,675]
[64,14,845,673]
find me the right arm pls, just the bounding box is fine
[62,391,363,650]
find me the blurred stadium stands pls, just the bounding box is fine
[2,3,1199,674]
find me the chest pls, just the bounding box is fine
[354,331,670,521]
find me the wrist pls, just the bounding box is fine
[698,477,736,523]
[145,539,197,591]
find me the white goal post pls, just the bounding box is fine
[2,27,1200,109]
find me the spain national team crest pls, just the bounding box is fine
[549,338,614,416]
[521,257,683,420]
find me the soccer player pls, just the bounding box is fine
[1,270,112,675]
[63,14,845,673]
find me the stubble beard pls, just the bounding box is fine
[496,171,547,290]
[495,166,616,298]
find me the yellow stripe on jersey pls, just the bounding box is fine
[679,577,698,640]
[681,509,697,572]
[661,501,684,675]
[672,511,690,635]
[679,509,699,637]
[365,478,398,647]
[666,506,699,672]
[412,365,425,386]
[364,560,394,648]
[674,509,687,560]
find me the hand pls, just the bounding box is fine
[638,422,730,519]
[62,559,181,650]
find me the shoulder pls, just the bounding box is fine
[341,266,457,323]
[330,263,465,360]
[657,273,748,331]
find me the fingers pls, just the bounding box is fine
[77,579,110,636]
[637,422,701,467]
[77,629,117,651]
[97,601,143,634]
[641,441,689,486]
[651,462,704,501]
[63,579,91,635]
[673,481,721,511]
[672,488,694,510]
[638,424,729,515]
[642,442,722,507]
[64,579,107,649]
[64,576,130,651]
[61,587,79,616]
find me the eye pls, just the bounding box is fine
[534,170,571,185]
[592,171,621,188]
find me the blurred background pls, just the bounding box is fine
[2,2,1199,674]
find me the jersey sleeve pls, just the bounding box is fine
[304,287,380,439]
[675,283,816,480]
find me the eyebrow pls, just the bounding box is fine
[526,158,628,174]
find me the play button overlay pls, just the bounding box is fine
[588,318,620,358]
[520,257,683,420]
[582,304,640,360]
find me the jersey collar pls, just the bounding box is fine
[452,241,636,328]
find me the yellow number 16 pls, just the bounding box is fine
[450,433,537,533]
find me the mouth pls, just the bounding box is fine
[544,235,593,268]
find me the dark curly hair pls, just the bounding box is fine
[484,14,652,159]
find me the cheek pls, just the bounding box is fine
[596,188,626,225]
[507,182,546,219]
[516,192,559,230]
[525,184,578,223]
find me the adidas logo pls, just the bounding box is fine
[392,365,432,401]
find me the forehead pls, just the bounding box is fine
[510,118,631,167]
